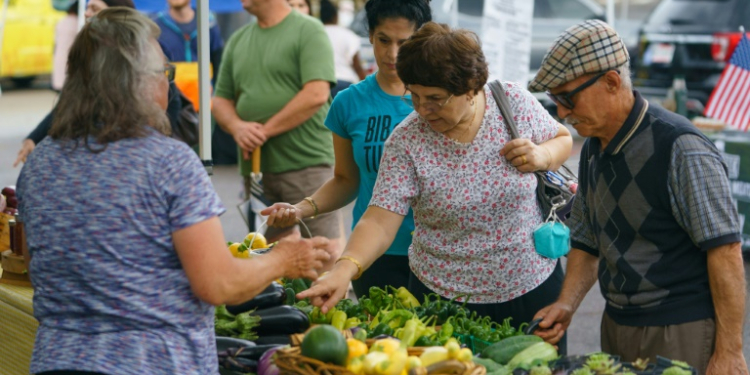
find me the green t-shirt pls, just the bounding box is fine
[215,10,335,175]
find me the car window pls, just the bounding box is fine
[457,0,484,16]
[535,0,598,19]
[646,0,736,28]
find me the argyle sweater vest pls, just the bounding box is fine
[577,104,718,326]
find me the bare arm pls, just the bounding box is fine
[262,134,360,226]
[706,242,749,374]
[352,52,367,81]
[297,206,405,312]
[502,123,573,172]
[263,80,331,138]
[173,217,331,306]
[533,248,599,344]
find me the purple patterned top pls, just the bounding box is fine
[16,131,225,375]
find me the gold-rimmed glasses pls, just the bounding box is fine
[401,90,454,112]
[158,63,176,82]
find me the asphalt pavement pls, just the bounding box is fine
[1,86,749,362]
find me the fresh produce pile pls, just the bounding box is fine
[295,325,478,375]
[291,285,530,350]
[213,238,698,375]
[472,351,697,375]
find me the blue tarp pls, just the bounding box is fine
[133,0,242,14]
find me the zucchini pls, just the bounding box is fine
[480,335,543,365]
[506,342,558,368]
[472,356,505,372]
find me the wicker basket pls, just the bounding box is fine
[274,347,486,375]
[275,346,353,375]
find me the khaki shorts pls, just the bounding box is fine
[601,312,715,375]
[244,165,342,240]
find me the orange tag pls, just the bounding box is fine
[0,212,11,251]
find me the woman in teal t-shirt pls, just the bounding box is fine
[262,0,432,297]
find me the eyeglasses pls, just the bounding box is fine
[159,63,176,82]
[401,90,454,112]
[546,70,618,110]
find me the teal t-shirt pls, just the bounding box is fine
[325,74,415,256]
[214,10,335,175]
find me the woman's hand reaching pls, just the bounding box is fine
[500,138,552,173]
[261,202,303,228]
[297,260,358,313]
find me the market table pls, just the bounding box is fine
[0,267,37,375]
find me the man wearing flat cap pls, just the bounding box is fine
[529,20,748,375]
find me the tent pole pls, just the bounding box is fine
[197,0,213,175]
[606,0,615,29]
[78,0,85,30]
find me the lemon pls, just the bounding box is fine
[243,232,268,249]
[228,242,251,258]
[228,242,242,257]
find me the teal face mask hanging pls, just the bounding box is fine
[533,197,570,259]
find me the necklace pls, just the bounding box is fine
[455,99,479,143]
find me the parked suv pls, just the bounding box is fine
[634,0,750,105]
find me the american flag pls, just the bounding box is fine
[705,32,750,131]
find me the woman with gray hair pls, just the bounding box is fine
[16,7,331,375]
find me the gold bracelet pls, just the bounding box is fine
[303,197,319,219]
[336,256,363,280]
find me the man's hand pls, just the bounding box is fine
[706,349,749,375]
[532,301,574,345]
[13,139,35,167]
[231,121,267,159]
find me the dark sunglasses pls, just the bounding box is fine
[546,70,619,110]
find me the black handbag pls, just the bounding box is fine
[172,90,200,148]
[488,80,577,220]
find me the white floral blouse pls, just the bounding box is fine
[370,82,560,303]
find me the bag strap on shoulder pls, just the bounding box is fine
[488,80,521,140]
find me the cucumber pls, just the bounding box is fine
[480,335,543,365]
[472,356,505,372]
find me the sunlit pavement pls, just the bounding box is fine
[1,86,749,360]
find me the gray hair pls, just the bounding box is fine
[50,6,170,151]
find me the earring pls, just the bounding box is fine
[470,99,475,106]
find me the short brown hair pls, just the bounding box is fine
[397,22,488,95]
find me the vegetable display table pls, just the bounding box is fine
[0,266,37,374]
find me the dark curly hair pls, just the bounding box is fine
[397,22,488,95]
[365,0,431,36]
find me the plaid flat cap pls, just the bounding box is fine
[528,19,629,92]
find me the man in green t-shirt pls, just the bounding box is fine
[212,0,342,257]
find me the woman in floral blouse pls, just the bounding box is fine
[300,22,573,346]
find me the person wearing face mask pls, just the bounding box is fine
[16,7,332,375]
[11,0,192,168]
[529,20,747,375]
[297,22,573,345]
[262,0,431,298]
